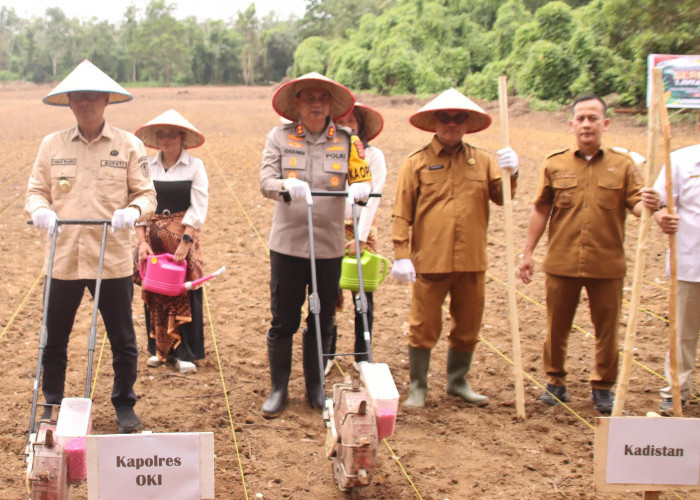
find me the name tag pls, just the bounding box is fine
[100,160,127,168]
[428,164,444,171]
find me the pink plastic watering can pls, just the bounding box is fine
[139,253,226,296]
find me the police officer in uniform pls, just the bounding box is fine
[259,73,371,418]
[391,88,518,408]
[26,60,156,432]
[518,94,660,414]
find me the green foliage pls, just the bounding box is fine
[463,59,510,100]
[534,1,574,45]
[291,36,329,76]
[368,35,417,94]
[327,42,371,90]
[493,0,532,59]
[516,39,575,102]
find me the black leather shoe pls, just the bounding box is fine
[592,389,613,414]
[538,384,569,406]
[116,407,143,433]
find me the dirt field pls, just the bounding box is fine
[1,84,698,499]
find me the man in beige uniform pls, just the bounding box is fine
[518,94,660,414]
[259,73,371,418]
[391,88,518,408]
[26,60,156,432]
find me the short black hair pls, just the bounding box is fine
[572,94,607,115]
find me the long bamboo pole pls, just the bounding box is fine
[658,86,682,418]
[612,69,662,416]
[498,75,526,421]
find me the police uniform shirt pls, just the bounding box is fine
[25,122,156,280]
[532,146,643,279]
[260,120,357,259]
[392,135,514,273]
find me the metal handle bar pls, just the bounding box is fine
[27,219,113,225]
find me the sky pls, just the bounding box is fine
[0,0,308,23]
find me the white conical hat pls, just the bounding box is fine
[43,59,132,106]
[272,72,355,121]
[135,109,205,149]
[351,102,384,142]
[409,87,492,133]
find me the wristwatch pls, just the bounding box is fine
[182,233,193,243]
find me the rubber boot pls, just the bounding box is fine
[403,346,431,408]
[446,349,488,406]
[261,333,293,418]
[303,328,331,410]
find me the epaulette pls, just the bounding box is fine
[546,148,569,159]
[408,145,429,158]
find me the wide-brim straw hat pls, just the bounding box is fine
[135,109,206,149]
[43,59,133,106]
[272,72,355,122]
[351,102,384,141]
[409,87,492,134]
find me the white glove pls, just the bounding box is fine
[32,207,59,235]
[391,258,416,283]
[348,181,371,204]
[497,147,518,174]
[110,206,139,232]
[283,177,312,205]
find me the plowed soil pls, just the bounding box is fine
[1,84,698,499]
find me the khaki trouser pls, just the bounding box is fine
[544,274,623,390]
[408,272,485,353]
[660,280,700,400]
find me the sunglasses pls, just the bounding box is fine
[435,111,469,125]
[156,130,182,139]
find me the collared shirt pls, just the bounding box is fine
[653,144,700,282]
[149,149,208,229]
[533,145,643,279]
[392,135,514,273]
[344,145,387,242]
[260,120,356,258]
[25,122,156,279]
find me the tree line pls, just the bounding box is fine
[1,0,698,106]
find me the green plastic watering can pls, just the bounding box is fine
[339,250,388,292]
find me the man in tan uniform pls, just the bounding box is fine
[391,88,518,408]
[518,94,660,414]
[26,60,156,432]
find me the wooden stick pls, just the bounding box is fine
[658,85,683,418]
[498,75,526,421]
[612,68,662,416]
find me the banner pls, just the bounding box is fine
[647,54,700,109]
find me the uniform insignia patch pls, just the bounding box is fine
[330,176,339,186]
[467,158,475,165]
[140,160,150,178]
[353,139,365,160]
[328,126,335,138]
[58,178,71,193]
[290,157,297,167]
[326,145,345,151]
[296,124,304,136]
[287,141,303,148]
[287,171,298,179]
[332,162,341,170]
[110,150,119,156]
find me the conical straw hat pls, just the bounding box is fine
[135,109,206,149]
[409,88,492,133]
[43,59,132,106]
[352,102,384,142]
[272,72,355,121]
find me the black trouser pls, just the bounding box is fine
[146,288,205,361]
[43,277,138,409]
[353,291,373,362]
[268,250,342,341]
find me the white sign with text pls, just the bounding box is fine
[606,418,700,485]
[87,432,214,499]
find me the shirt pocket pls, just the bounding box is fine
[419,167,450,198]
[552,177,578,209]
[282,153,307,179]
[596,177,623,210]
[50,164,77,199]
[96,165,128,204]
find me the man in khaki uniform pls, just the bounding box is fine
[518,94,660,414]
[391,88,518,408]
[26,60,156,432]
[259,73,371,418]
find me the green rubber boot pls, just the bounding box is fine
[403,346,431,408]
[446,349,488,406]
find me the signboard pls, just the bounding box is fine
[87,432,214,499]
[594,417,700,492]
[647,54,700,108]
